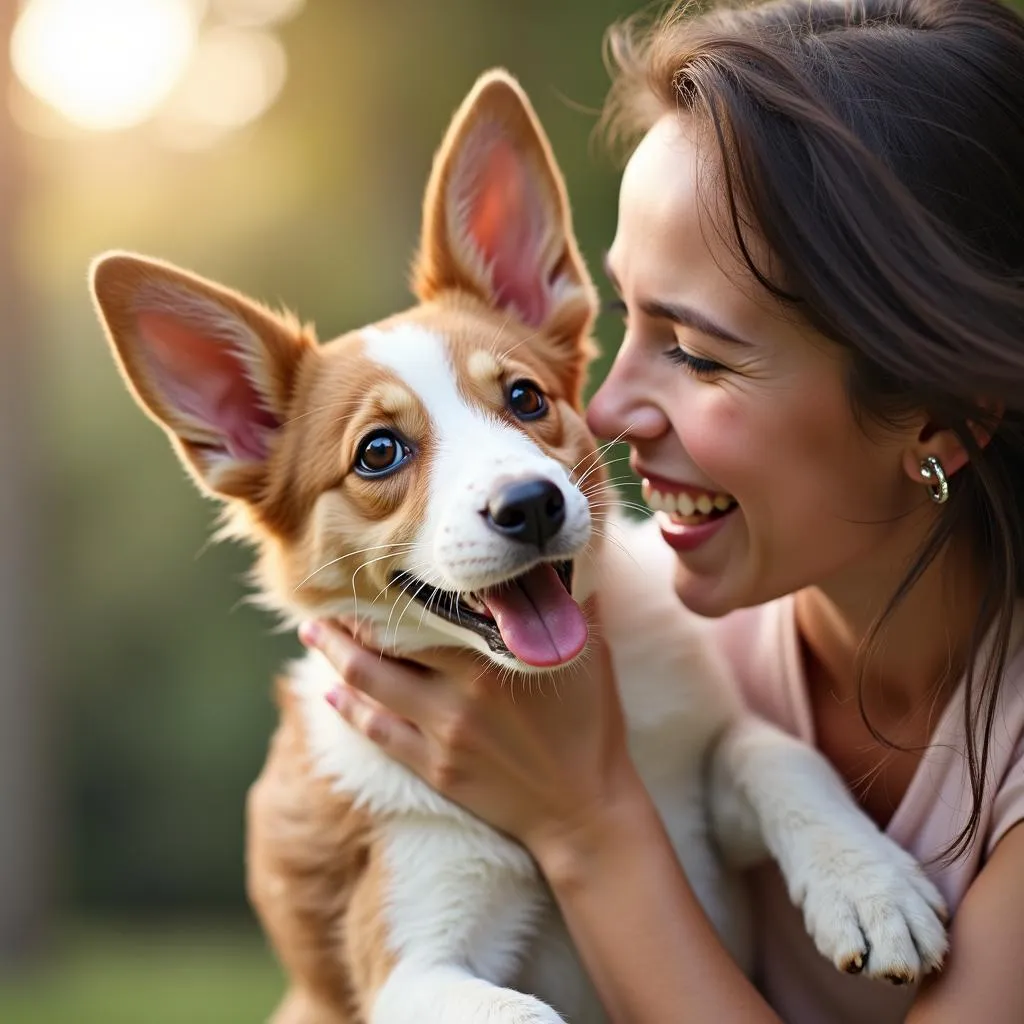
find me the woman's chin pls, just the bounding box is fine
[670,560,742,619]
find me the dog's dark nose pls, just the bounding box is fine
[485,478,566,548]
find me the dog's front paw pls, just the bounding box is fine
[374,975,567,1024]
[442,991,565,1024]
[785,821,948,984]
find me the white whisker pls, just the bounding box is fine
[295,542,414,591]
[281,396,376,428]
[590,501,650,517]
[568,427,632,479]
[350,550,417,623]
[575,454,635,491]
[486,314,514,357]
[494,326,544,359]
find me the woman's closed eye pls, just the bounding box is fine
[663,345,726,378]
[601,296,727,379]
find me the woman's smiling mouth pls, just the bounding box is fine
[640,476,737,522]
[640,475,738,552]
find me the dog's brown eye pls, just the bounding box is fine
[508,380,547,421]
[355,430,411,477]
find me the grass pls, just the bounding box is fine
[0,921,285,1024]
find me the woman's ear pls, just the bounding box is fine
[901,408,1001,496]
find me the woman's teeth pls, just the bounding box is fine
[641,480,736,522]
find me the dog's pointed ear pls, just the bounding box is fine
[412,69,597,399]
[89,252,315,502]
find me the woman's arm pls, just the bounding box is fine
[532,770,782,1024]
[299,619,783,1023]
[907,822,1024,1023]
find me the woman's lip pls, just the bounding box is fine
[638,471,733,501]
[655,507,737,552]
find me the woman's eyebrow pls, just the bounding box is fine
[602,251,754,348]
[639,299,754,348]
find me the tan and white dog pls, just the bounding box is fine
[90,70,946,1024]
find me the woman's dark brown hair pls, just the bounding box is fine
[602,0,1024,859]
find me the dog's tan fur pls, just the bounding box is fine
[247,679,374,1022]
[253,791,397,1024]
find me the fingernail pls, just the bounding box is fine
[326,685,352,714]
[299,621,322,648]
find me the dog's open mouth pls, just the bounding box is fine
[390,560,586,667]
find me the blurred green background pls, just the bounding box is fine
[0,0,636,1019]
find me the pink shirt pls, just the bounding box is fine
[712,594,1024,1024]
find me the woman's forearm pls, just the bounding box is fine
[532,773,782,1024]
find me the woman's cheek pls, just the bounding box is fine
[675,390,752,491]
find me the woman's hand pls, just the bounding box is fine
[297,612,641,862]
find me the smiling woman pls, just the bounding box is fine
[11,0,197,131]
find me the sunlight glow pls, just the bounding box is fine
[11,0,198,132]
[170,26,287,130]
[212,0,305,27]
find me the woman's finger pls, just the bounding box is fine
[299,619,432,721]
[328,683,429,772]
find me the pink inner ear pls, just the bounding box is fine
[137,311,279,462]
[467,139,549,326]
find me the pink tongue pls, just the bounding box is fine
[480,564,588,667]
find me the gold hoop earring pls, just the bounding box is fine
[919,455,949,505]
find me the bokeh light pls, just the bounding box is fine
[157,25,288,148]
[212,0,305,27]
[11,0,199,132]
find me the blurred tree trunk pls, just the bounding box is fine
[0,0,50,968]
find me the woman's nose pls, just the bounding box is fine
[586,346,667,442]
